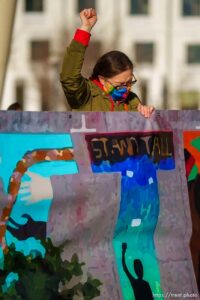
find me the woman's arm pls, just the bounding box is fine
[60,9,97,109]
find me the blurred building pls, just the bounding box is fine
[2,0,200,110]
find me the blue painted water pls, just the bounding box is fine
[91,155,175,300]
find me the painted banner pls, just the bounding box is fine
[85,132,174,299]
[0,110,199,300]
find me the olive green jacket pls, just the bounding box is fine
[60,39,140,111]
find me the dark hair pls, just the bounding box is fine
[7,102,22,111]
[91,51,133,79]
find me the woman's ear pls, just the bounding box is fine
[98,75,105,86]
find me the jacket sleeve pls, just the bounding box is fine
[60,30,92,109]
[129,92,141,111]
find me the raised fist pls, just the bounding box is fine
[79,8,97,32]
[122,242,127,251]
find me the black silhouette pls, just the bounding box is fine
[122,242,154,300]
[7,214,46,240]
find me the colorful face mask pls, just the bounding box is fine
[105,82,129,101]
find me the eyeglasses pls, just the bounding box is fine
[105,75,137,90]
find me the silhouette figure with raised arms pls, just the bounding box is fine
[122,242,154,300]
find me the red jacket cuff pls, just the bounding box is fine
[73,29,91,46]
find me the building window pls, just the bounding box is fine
[187,45,200,63]
[78,0,96,12]
[140,80,148,105]
[25,0,44,12]
[130,0,149,15]
[183,0,200,16]
[15,81,24,108]
[31,40,49,62]
[135,43,154,63]
[40,78,51,111]
[180,91,199,109]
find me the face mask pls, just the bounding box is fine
[110,87,129,101]
[105,83,129,101]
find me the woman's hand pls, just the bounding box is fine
[79,8,97,32]
[137,103,155,118]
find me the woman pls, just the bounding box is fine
[60,8,154,117]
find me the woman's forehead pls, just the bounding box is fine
[109,70,133,82]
